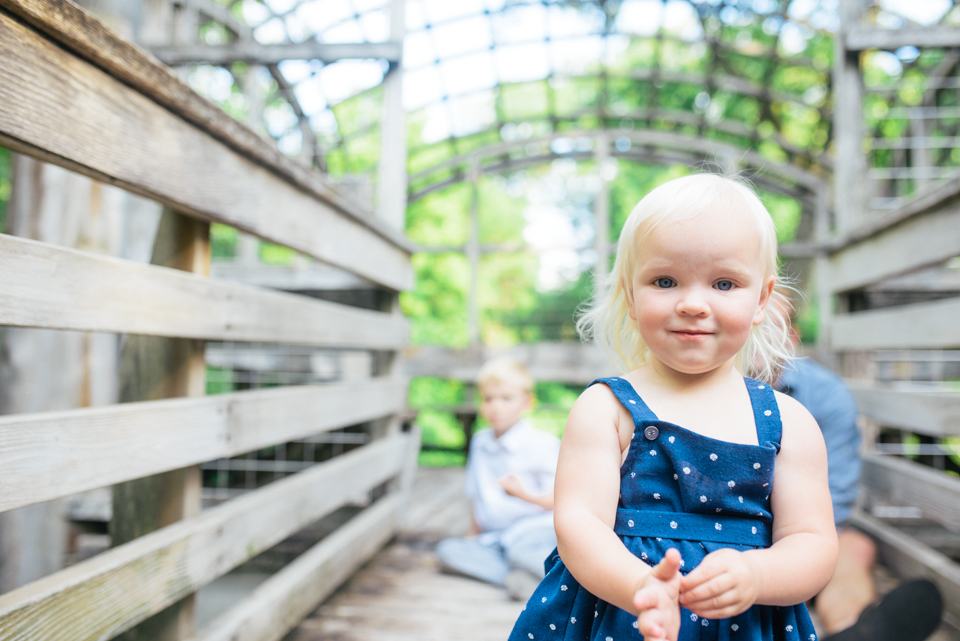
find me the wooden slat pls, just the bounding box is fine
[0,433,410,641]
[0,7,413,290]
[831,297,960,351]
[826,180,960,292]
[849,383,960,437]
[0,378,408,513]
[192,433,418,641]
[150,41,402,66]
[850,510,960,625]
[0,233,407,346]
[861,453,960,533]
[846,26,960,51]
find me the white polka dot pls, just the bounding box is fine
[715,522,722,530]
[763,483,769,487]
[673,474,679,480]
[570,617,577,624]
[653,493,661,499]
[758,385,765,389]
[631,472,636,478]
[739,496,744,503]
[786,625,794,632]
[528,634,534,639]
[752,526,758,534]
[561,585,568,591]
[732,623,740,631]
[700,495,707,502]
[632,621,639,629]
[764,409,772,416]
[753,462,761,469]
[550,624,556,630]
[542,597,547,603]
[701,619,709,627]
[668,436,675,443]
[628,519,635,527]
[810,635,817,641]
[670,521,678,529]
[629,399,637,404]
[716,507,722,512]
[728,480,736,488]
[680,559,685,567]
[690,613,698,622]
[595,611,598,618]
[683,467,691,474]
[641,552,648,560]
[606,637,613,641]
[709,453,718,461]
[649,450,657,456]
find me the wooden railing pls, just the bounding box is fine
[0,2,418,640]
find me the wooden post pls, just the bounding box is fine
[376,0,407,231]
[467,160,481,347]
[594,133,611,287]
[112,210,209,641]
[833,0,868,234]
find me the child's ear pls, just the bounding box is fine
[623,276,638,321]
[753,276,776,326]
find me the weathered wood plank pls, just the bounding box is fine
[0,233,407,347]
[0,433,411,641]
[849,383,960,437]
[860,453,960,533]
[850,510,960,625]
[150,41,402,66]
[0,378,408,513]
[831,297,960,351]
[826,192,960,293]
[846,26,960,51]
[0,7,413,290]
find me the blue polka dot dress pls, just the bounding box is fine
[508,377,818,641]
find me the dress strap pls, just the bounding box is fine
[588,377,659,423]
[744,377,782,452]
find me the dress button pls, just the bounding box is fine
[644,426,659,440]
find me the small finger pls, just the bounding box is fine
[651,548,682,580]
[679,576,733,604]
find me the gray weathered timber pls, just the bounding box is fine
[826,192,960,293]
[0,0,414,261]
[861,453,960,533]
[0,433,410,641]
[0,379,408,513]
[0,234,407,348]
[831,297,960,350]
[849,383,960,437]
[846,26,960,51]
[850,511,960,625]
[0,10,412,290]
[191,434,421,641]
[150,41,402,66]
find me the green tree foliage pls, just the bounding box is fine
[0,147,10,234]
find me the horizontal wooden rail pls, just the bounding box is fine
[0,234,407,347]
[861,453,960,534]
[0,433,410,641]
[150,41,403,66]
[0,378,408,513]
[0,6,413,290]
[849,383,960,437]
[846,26,960,51]
[831,297,960,351]
[826,190,960,293]
[850,510,960,626]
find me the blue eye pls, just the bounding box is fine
[714,280,734,291]
[654,277,676,288]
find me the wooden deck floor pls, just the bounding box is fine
[285,467,525,641]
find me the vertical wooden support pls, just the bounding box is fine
[467,160,481,347]
[113,210,209,641]
[376,0,408,231]
[593,133,611,287]
[813,187,836,364]
[833,0,868,234]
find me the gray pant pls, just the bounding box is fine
[435,524,557,586]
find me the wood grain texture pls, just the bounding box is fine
[0,233,407,347]
[850,510,960,625]
[0,0,414,257]
[0,8,412,290]
[861,453,960,533]
[0,378,408,513]
[0,433,412,641]
[849,383,960,437]
[831,297,960,350]
[192,494,402,641]
[826,196,960,293]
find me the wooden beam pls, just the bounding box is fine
[861,452,960,534]
[846,26,960,51]
[0,378,408,514]
[849,510,960,625]
[831,297,960,350]
[849,382,960,437]
[0,433,410,641]
[0,6,413,290]
[0,233,407,348]
[150,41,403,66]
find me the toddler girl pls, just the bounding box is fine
[508,174,838,641]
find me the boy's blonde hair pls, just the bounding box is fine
[476,357,534,395]
[576,173,794,384]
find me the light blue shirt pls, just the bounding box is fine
[778,358,861,525]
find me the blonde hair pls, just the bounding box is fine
[576,173,794,384]
[477,357,534,395]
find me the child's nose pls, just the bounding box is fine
[676,290,710,316]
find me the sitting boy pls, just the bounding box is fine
[436,357,560,600]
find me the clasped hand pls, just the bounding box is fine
[633,548,760,641]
